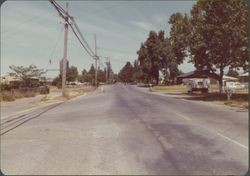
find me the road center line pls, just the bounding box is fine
[217,132,248,150]
[175,113,192,121]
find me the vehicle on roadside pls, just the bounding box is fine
[186,78,210,93]
[223,81,245,90]
[137,83,153,88]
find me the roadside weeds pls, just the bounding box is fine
[40,86,97,105]
[149,85,248,109]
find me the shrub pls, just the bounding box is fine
[0,83,11,91]
[2,91,15,101]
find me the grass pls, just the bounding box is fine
[0,90,38,102]
[150,84,248,109]
[40,86,97,103]
[150,85,187,93]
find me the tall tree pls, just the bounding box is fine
[169,13,190,65]
[188,0,248,92]
[137,30,169,84]
[66,66,78,82]
[118,62,134,83]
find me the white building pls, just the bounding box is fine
[0,73,22,84]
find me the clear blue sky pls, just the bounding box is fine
[1,1,196,78]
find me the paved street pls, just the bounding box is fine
[1,84,248,175]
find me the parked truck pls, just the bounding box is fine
[186,78,210,93]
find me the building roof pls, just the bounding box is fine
[239,72,249,77]
[222,75,238,80]
[177,70,220,81]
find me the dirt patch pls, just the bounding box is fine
[39,86,97,105]
[180,92,248,109]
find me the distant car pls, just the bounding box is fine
[137,83,152,88]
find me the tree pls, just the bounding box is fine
[169,13,190,65]
[137,30,170,84]
[77,69,87,83]
[188,0,248,92]
[226,68,239,78]
[97,68,106,83]
[66,66,78,82]
[52,76,62,88]
[9,64,45,87]
[118,62,134,83]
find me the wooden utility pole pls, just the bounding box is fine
[62,2,69,96]
[94,34,98,87]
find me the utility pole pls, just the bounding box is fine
[62,2,69,97]
[105,57,109,84]
[106,65,108,84]
[94,34,98,87]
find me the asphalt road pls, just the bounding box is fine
[1,84,248,175]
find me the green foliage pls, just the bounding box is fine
[169,13,190,65]
[66,66,78,82]
[187,0,248,91]
[136,30,182,84]
[118,62,134,83]
[0,83,11,91]
[52,76,62,88]
[9,64,45,87]
[97,69,106,83]
[166,0,248,92]
[137,31,168,84]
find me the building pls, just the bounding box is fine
[0,73,22,84]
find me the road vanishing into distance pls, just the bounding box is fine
[1,84,248,175]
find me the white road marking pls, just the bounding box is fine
[217,132,248,150]
[175,113,192,121]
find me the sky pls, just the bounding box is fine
[1,0,196,78]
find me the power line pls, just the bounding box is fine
[98,47,135,55]
[98,55,127,63]
[49,0,95,60]
[68,23,95,59]
[49,26,64,59]
[70,18,95,56]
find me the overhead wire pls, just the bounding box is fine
[68,23,95,59]
[49,26,64,59]
[70,18,95,56]
[49,0,96,60]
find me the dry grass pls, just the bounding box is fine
[0,90,37,102]
[150,84,248,109]
[150,85,187,93]
[40,86,96,103]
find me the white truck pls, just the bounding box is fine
[186,78,210,93]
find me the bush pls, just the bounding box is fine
[39,86,50,94]
[0,83,11,91]
[1,91,15,101]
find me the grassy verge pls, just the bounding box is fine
[150,85,187,93]
[0,91,38,102]
[185,93,248,109]
[40,86,97,103]
[150,85,248,109]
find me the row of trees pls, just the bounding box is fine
[52,64,113,87]
[5,63,112,89]
[134,0,248,91]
